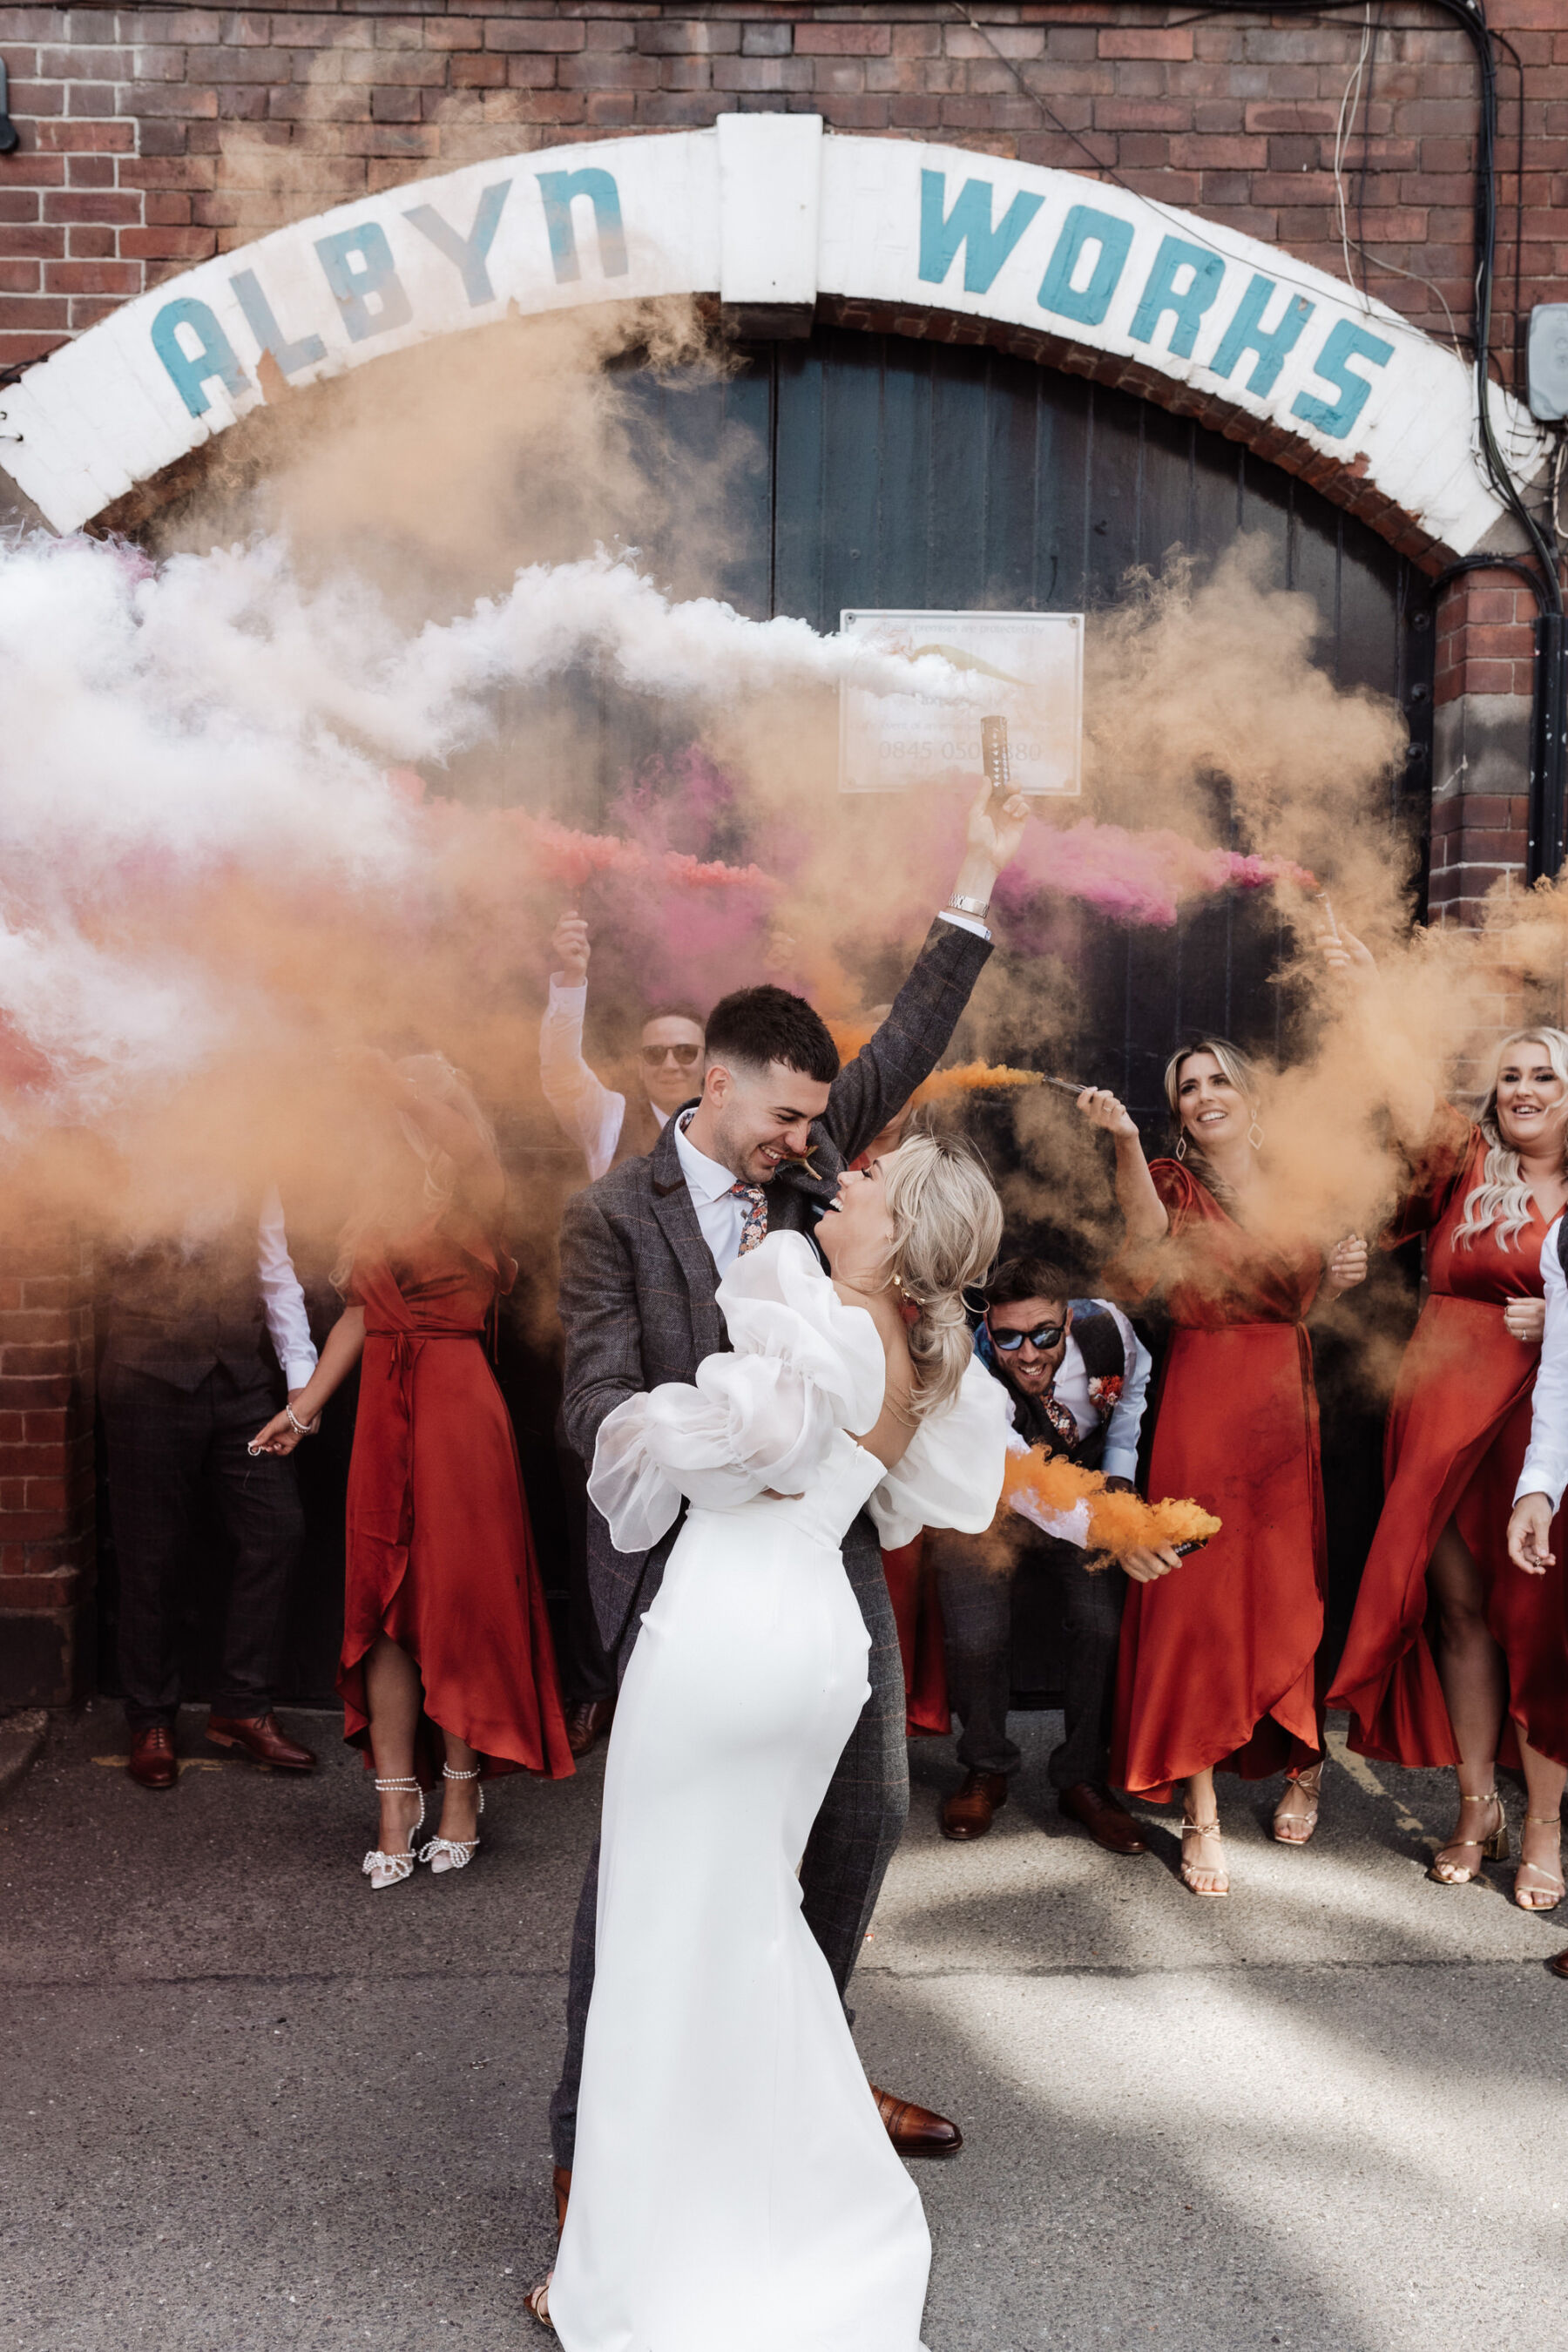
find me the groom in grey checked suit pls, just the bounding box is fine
[548,782,1027,2204]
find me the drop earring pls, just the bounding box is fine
[1174,1132,1188,1160]
[1247,1118,1265,1150]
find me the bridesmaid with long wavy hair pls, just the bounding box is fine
[1328,977,1568,1913]
[252,1050,572,1884]
[1078,1041,1367,1895]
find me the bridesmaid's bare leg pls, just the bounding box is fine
[1517,1737,1567,1909]
[436,1728,483,1846]
[1428,1520,1508,1880]
[364,1635,426,1857]
[1180,1767,1227,1895]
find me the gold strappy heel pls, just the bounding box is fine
[1427,1790,1508,1884]
[525,2275,553,2330]
[1273,1761,1323,1846]
[1179,1816,1229,1896]
[1514,1816,1565,1912]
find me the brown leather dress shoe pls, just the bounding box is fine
[552,2164,571,2232]
[128,1725,177,1790]
[205,1712,316,1771]
[1550,1945,1568,1981]
[564,1697,616,1760]
[871,2085,963,2158]
[940,1768,1009,1840]
[1059,1781,1148,1855]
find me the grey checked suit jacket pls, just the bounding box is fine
[558,918,994,1655]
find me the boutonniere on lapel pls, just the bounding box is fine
[1087,1374,1124,1415]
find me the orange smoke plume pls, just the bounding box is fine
[1002,1447,1221,1558]
[914,1061,1045,1105]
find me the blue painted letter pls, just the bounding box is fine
[151,296,250,418]
[405,180,512,308]
[314,222,414,342]
[536,169,628,284]
[1291,318,1394,440]
[918,170,1044,295]
[1129,235,1227,358]
[229,269,326,378]
[1037,206,1133,327]
[1207,273,1313,397]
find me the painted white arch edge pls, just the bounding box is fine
[1,114,1541,555]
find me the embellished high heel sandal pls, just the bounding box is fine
[362,1775,425,1890]
[1273,1760,1324,1846]
[420,1762,484,1876]
[1513,1816,1565,1912]
[1427,1790,1508,1885]
[524,2275,553,2330]
[1179,1816,1229,1896]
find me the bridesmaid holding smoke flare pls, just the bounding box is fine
[1078,1044,1367,1895]
[1328,975,1568,1912]
[253,1051,572,1884]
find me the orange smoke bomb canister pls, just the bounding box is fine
[1002,1446,1221,1558]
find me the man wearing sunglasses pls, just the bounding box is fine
[542,909,707,1182]
[935,1254,1173,1854]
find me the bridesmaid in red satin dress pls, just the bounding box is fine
[253,1051,572,1887]
[1079,1042,1367,1896]
[1329,1023,1568,1913]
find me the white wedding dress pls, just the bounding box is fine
[547,1230,1010,2352]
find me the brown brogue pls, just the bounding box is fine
[871,2085,963,2159]
[1059,1781,1148,1856]
[564,1698,616,1761]
[127,1725,177,1790]
[1550,1946,1568,1981]
[553,2165,571,2232]
[205,1712,316,1771]
[940,1768,1009,1841]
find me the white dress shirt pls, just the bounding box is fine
[674,1112,751,1274]
[1517,1216,1568,1511]
[256,1186,318,1391]
[1049,1304,1152,1484]
[540,976,670,1182]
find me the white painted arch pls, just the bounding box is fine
[1,115,1541,558]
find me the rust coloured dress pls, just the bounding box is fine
[338,1216,573,1785]
[1110,1160,1327,1804]
[1328,1116,1568,1771]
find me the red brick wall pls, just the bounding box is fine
[0,1225,95,1706]
[0,3,1559,375]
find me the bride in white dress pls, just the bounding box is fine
[535,1131,1011,2352]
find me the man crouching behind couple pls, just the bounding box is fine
[532,786,1025,2348]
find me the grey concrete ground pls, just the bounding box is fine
[2,1701,1565,2352]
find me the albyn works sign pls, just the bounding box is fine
[0,115,1537,554]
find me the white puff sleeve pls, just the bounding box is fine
[866,1352,1013,1552]
[587,1232,886,1555]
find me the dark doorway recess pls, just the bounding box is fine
[104,325,1430,1714]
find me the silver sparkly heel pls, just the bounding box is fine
[362,1775,424,1890]
[420,1762,484,1876]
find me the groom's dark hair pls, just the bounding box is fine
[704,985,841,1085]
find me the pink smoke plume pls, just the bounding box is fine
[995,816,1317,929]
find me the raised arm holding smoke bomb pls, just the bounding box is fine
[541,910,707,1182]
[1076,1044,1364,1893]
[253,1048,571,1889]
[540,769,1028,2262]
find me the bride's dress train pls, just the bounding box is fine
[547,1232,1009,2352]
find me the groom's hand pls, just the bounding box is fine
[949,777,1029,915]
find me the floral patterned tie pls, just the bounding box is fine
[728,1179,767,1255]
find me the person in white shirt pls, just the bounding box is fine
[932,1254,1177,1850]
[540,910,706,1181]
[1504,1211,1568,1963]
[100,1186,321,1791]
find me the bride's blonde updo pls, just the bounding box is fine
[879,1129,1004,1419]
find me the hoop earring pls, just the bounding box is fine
[1247,1119,1265,1150]
[1174,1132,1188,1160]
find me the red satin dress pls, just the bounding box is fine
[338,1217,573,1785]
[1329,1116,1568,1770]
[1110,1160,1327,1803]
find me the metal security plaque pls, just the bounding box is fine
[838,609,1084,795]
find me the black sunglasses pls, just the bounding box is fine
[639,1042,703,1069]
[988,1321,1066,1354]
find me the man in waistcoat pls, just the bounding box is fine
[101,1187,319,1791]
[539,909,708,1756]
[935,1254,1174,1853]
